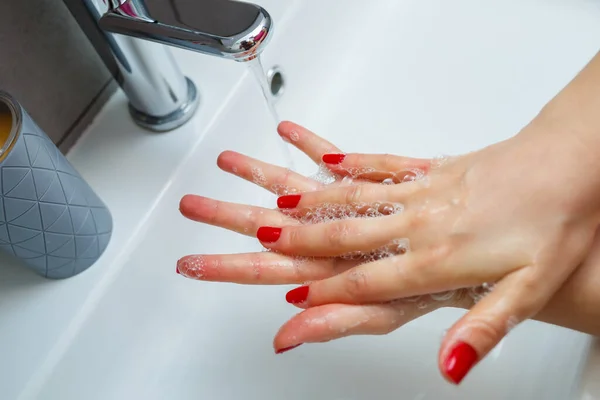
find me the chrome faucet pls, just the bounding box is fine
[65,0,273,131]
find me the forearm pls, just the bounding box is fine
[540,50,600,143]
[509,51,600,335]
[524,50,600,217]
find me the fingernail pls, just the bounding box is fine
[443,341,478,385]
[286,285,309,304]
[257,227,282,243]
[322,154,346,164]
[276,344,303,354]
[277,194,301,209]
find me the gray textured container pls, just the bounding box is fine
[0,91,112,279]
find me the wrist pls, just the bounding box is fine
[510,112,600,221]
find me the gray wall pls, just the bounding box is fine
[0,0,117,153]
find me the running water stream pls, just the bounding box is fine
[247,56,295,170]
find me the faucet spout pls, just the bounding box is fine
[65,0,273,132]
[98,0,273,62]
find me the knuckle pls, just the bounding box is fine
[344,269,370,299]
[405,210,424,231]
[409,252,431,274]
[345,185,364,204]
[247,209,259,228]
[390,255,411,283]
[516,272,546,308]
[405,251,442,289]
[426,242,454,267]
[519,272,542,294]
[286,227,303,248]
[278,168,293,185]
[290,257,304,281]
[326,222,351,248]
[250,253,263,280]
[469,316,504,344]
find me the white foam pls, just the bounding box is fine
[309,163,338,185]
[251,166,267,187]
[178,256,207,279]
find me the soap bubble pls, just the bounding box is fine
[251,166,267,187]
[279,161,485,313]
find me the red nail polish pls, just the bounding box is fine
[257,227,282,243]
[322,154,346,164]
[286,285,309,304]
[443,342,478,385]
[277,194,301,209]
[276,344,302,354]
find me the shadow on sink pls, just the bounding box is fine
[0,252,49,294]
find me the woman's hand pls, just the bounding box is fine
[178,121,430,285]
[178,122,471,360]
[178,50,600,386]
[253,118,600,383]
[180,119,600,384]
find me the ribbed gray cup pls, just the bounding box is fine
[0,91,112,279]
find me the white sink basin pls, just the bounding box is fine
[2,1,600,399]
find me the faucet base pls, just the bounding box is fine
[128,77,200,132]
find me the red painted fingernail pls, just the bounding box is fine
[277,194,301,209]
[322,154,346,164]
[257,227,282,243]
[276,344,303,354]
[286,285,309,304]
[443,342,478,385]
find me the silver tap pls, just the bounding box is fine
[66,0,273,132]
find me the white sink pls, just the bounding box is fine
[2,1,600,399]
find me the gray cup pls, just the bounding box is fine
[0,91,113,279]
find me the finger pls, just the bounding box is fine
[176,252,356,284]
[287,247,509,307]
[437,266,562,385]
[276,183,421,211]
[179,195,299,236]
[217,150,322,195]
[256,213,409,257]
[277,121,342,164]
[273,293,470,353]
[321,152,431,182]
[273,304,409,353]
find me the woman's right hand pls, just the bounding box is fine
[178,122,455,344]
[177,121,600,384]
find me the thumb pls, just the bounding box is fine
[437,267,557,385]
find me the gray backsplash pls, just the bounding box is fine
[0,0,117,153]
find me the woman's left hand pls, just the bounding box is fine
[177,120,600,385]
[253,120,600,384]
[177,123,456,357]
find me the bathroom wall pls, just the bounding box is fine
[0,0,117,153]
